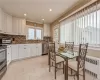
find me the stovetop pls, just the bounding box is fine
[0,44,7,49]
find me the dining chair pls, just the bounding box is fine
[68,43,88,80]
[65,42,74,52]
[49,42,64,79]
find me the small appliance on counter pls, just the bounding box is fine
[0,38,12,45]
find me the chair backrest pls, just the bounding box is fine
[78,43,88,70]
[49,42,56,66]
[65,42,74,51]
[49,42,55,53]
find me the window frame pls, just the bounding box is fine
[26,25,43,40]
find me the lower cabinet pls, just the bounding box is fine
[37,43,42,56]
[7,45,12,66]
[30,44,42,57]
[8,43,42,64]
[18,44,42,59]
[11,45,18,60]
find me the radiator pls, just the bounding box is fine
[85,56,100,79]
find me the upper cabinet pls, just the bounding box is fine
[12,17,19,35]
[6,14,12,34]
[1,11,7,33]
[43,24,50,37]
[12,17,26,35]
[0,8,26,35]
[0,8,2,32]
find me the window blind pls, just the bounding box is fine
[60,2,100,47]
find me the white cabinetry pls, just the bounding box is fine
[12,17,26,35]
[36,43,42,56]
[12,17,19,35]
[0,9,12,34]
[9,44,42,62]
[11,45,18,60]
[1,11,7,33]
[18,44,31,59]
[30,44,37,57]
[43,24,50,36]
[18,44,25,59]
[0,8,2,32]
[30,43,42,57]
[6,14,12,34]
[7,45,12,66]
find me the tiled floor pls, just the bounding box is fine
[2,55,95,80]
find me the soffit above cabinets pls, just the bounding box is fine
[0,0,79,23]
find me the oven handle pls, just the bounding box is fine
[0,49,6,53]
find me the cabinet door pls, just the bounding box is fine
[37,44,42,56]
[0,8,2,32]
[31,44,37,57]
[22,19,26,35]
[18,45,24,59]
[7,14,12,34]
[12,17,19,35]
[2,11,7,33]
[7,45,12,66]
[24,45,31,58]
[11,45,18,60]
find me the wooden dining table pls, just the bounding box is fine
[57,51,78,80]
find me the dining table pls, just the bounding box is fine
[57,51,78,80]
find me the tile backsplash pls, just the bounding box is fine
[0,34,43,44]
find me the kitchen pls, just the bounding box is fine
[0,5,51,79]
[0,0,100,80]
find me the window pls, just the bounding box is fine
[28,28,35,40]
[36,29,42,40]
[60,3,100,47]
[60,20,73,43]
[27,26,43,40]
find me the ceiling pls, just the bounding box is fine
[0,0,79,23]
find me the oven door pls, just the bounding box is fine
[0,48,7,79]
[0,49,6,64]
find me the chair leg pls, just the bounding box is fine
[74,75,76,80]
[48,53,50,65]
[49,65,50,72]
[55,67,56,79]
[49,60,51,72]
[71,69,72,75]
[77,72,79,80]
[63,62,64,74]
[83,68,85,80]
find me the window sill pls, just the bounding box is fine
[75,45,100,51]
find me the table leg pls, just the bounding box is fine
[65,58,68,80]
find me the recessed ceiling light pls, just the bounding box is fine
[24,13,27,16]
[42,19,44,21]
[49,9,52,11]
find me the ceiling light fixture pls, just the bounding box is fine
[24,13,27,16]
[49,9,52,12]
[42,19,44,21]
